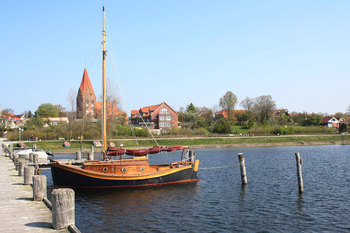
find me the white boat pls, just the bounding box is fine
[16,149,48,160]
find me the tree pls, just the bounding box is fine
[178,104,197,129]
[240,97,254,112]
[212,118,232,134]
[186,103,196,113]
[196,107,214,127]
[252,95,276,124]
[219,91,237,120]
[55,104,66,117]
[26,110,33,118]
[67,88,76,141]
[36,103,59,118]
[2,108,14,114]
[339,123,348,133]
[303,113,322,126]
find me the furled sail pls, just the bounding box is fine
[106,146,189,156]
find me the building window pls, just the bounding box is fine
[86,103,89,107]
[86,110,89,114]
[160,108,168,114]
[160,116,165,121]
[166,123,171,127]
[166,116,171,121]
[160,122,165,127]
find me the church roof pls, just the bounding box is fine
[79,68,95,96]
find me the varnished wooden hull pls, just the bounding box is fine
[51,162,199,189]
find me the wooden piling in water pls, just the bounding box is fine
[24,166,34,185]
[29,152,34,162]
[76,151,81,160]
[33,175,47,201]
[238,153,247,185]
[88,151,94,160]
[52,188,75,230]
[295,152,304,193]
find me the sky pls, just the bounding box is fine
[1,0,349,116]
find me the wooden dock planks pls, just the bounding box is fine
[0,152,68,232]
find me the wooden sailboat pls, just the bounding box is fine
[51,7,200,189]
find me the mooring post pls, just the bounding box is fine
[33,175,47,201]
[88,151,94,161]
[91,145,94,157]
[52,188,75,230]
[0,143,3,156]
[33,153,39,173]
[238,153,248,185]
[13,153,18,163]
[29,152,34,162]
[76,151,81,160]
[295,152,304,193]
[24,166,35,185]
[18,159,27,176]
[9,142,13,154]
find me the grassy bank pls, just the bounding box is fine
[22,134,350,152]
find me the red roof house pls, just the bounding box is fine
[130,102,178,129]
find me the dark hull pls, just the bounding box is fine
[51,164,199,189]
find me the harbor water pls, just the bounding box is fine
[45,145,350,232]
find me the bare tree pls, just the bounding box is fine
[219,91,237,120]
[252,95,276,124]
[240,97,254,112]
[67,88,76,142]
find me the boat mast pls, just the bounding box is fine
[102,6,107,153]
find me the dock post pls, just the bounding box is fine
[295,152,304,193]
[75,151,81,160]
[88,151,94,160]
[24,166,35,185]
[238,153,248,185]
[29,152,34,162]
[18,159,27,176]
[13,153,18,163]
[9,142,13,154]
[52,188,75,230]
[33,175,47,201]
[0,143,3,156]
[33,153,39,173]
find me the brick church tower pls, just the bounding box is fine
[76,68,96,119]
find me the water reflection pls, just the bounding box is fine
[240,184,247,199]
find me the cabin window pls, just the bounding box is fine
[140,167,145,172]
[122,167,127,173]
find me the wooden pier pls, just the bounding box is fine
[0,148,68,232]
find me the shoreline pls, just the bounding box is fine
[189,140,350,149]
[49,140,350,153]
[6,135,349,153]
